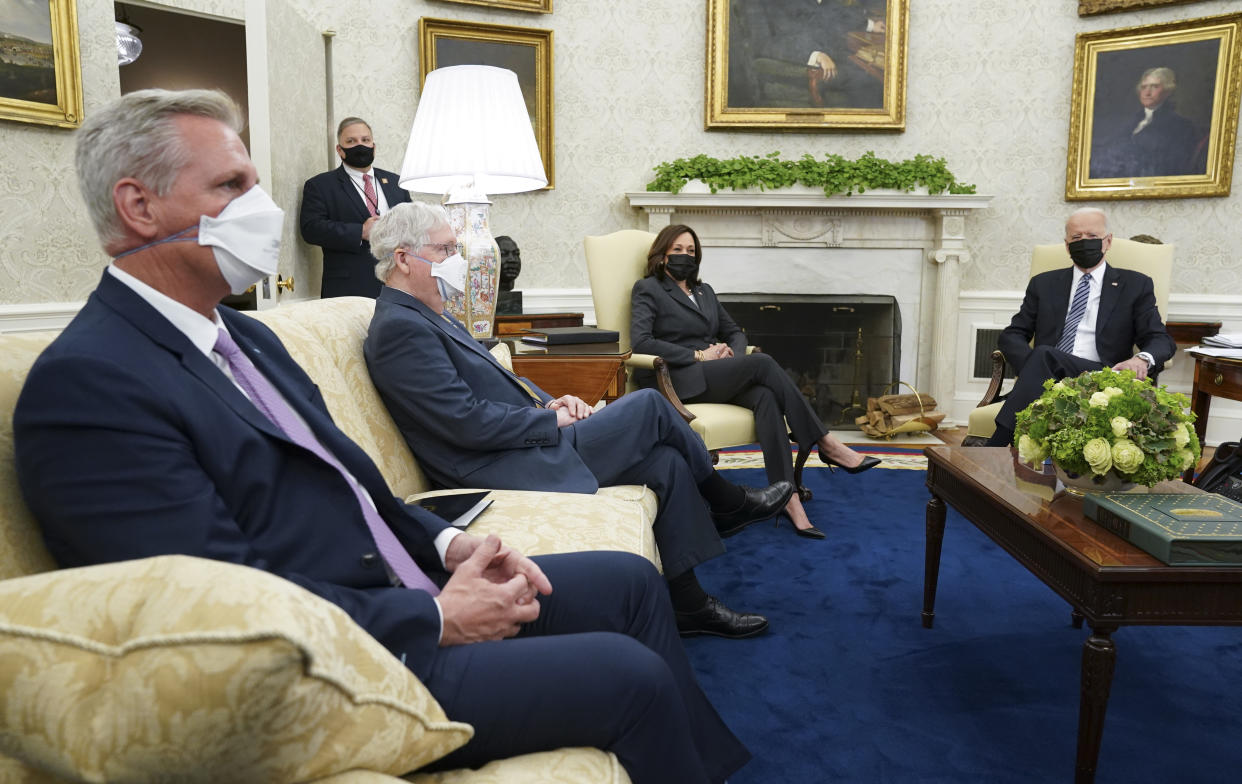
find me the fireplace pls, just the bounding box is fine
[720,294,900,429]
[626,189,991,423]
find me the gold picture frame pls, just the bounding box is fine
[419,17,554,187]
[1066,13,1242,200]
[0,0,83,128]
[429,0,552,13]
[705,0,908,131]
[1079,0,1203,17]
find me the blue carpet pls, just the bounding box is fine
[689,467,1242,783]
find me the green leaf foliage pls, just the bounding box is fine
[1013,368,1200,487]
[646,151,976,196]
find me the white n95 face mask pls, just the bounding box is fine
[432,252,467,300]
[198,185,285,295]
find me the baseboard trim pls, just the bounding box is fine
[0,302,84,333]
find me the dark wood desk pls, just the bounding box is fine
[1187,350,1242,482]
[504,339,630,407]
[922,446,1242,784]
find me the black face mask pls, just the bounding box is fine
[1067,238,1106,269]
[340,144,375,169]
[665,253,699,281]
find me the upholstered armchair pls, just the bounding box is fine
[584,229,813,498]
[963,238,1174,445]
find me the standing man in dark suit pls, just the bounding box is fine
[364,202,794,640]
[300,117,411,298]
[986,207,1176,446]
[13,89,750,784]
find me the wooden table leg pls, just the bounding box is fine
[922,494,946,629]
[1075,626,1117,784]
[1186,359,1212,484]
[1070,608,1084,628]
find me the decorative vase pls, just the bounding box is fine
[1053,464,1136,496]
[442,199,500,339]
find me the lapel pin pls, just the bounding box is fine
[1111,281,1118,286]
[381,178,389,185]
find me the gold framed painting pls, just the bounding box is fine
[1079,1,1203,17]
[0,0,83,128]
[705,0,908,131]
[1066,13,1242,200]
[429,0,552,13]
[419,17,554,187]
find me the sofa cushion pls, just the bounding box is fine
[405,747,630,784]
[251,298,431,500]
[0,555,470,783]
[409,488,660,570]
[0,329,61,581]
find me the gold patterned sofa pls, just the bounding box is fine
[0,296,656,783]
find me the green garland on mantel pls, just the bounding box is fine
[646,151,977,196]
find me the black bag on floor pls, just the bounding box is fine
[1195,441,1242,503]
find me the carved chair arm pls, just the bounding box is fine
[977,350,1007,407]
[623,353,695,423]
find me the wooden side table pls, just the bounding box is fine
[1186,350,1242,482]
[504,339,630,407]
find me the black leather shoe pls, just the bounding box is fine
[818,448,882,475]
[675,596,769,639]
[776,512,826,540]
[712,480,795,538]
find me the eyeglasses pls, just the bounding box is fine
[421,242,458,258]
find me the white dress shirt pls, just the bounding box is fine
[343,162,391,215]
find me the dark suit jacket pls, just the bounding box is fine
[998,264,1176,375]
[299,165,411,298]
[365,286,599,494]
[13,272,451,680]
[1089,102,1201,179]
[630,275,748,400]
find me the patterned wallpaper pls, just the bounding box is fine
[1,0,1240,305]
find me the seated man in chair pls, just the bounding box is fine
[365,202,795,640]
[986,207,1176,446]
[13,89,750,784]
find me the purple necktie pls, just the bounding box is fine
[212,328,439,595]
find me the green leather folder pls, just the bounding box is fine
[1082,493,1242,566]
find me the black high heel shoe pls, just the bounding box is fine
[776,512,826,540]
[818,447,882,475]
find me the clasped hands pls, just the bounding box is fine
[438,533,552,646]
[549,394,594,427]
[698,343,733,362]
[1112,356,1150,381]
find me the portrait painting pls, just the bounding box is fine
[0,0,82,128]
[1079,0,1205,17]
[419,18,554,187]
[1066,13,1242,200]
[429,0,552,13]
[706,0,908,130]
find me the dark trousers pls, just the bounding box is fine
[421,551,750,784]
[995,345,1105,433]
[571,389,724,579]
[685,353,829,485]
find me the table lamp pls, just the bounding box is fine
[399,64,548,339]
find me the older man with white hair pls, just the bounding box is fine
[1090,66,1202,179]
[364,201,795,640]
[13,88,750,784]
[984,207,1176,446]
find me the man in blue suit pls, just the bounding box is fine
[364,202,794,640]
[13,89,749,784]
[300,117,412,298]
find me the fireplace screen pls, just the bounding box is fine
[718,294,900,429]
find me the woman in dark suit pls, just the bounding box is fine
[630,224,879,539]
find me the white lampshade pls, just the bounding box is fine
[400,65,547,196]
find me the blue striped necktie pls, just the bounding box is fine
[1056,274,1093,354]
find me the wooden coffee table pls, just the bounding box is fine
[922,446,1242,784]
[503,339,630,407]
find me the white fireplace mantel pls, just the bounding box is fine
[626,190,993,420]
